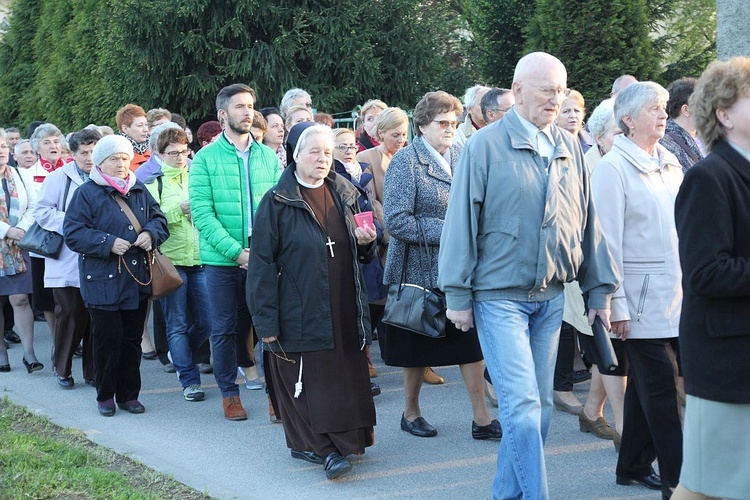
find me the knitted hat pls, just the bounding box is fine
[92,134,134,166]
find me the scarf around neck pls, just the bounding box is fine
[91,166,136,195]
[0,167,27,275]
[121,132,149,156]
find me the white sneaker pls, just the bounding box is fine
[183,384,205,402]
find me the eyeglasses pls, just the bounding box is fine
[302,102,313,109]
[433,120,458,129]
[335,145,358,152]
[528,83,569,99]
[165,150,191,158]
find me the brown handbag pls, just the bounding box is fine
[113,195,183,299]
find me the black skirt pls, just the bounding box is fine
[379,320,484,367]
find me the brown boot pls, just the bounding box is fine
[423,367,444,385]
[223,395,248,421]
[268,396,281,424]
[366,345,377,378]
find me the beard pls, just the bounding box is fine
[227,114,253,135]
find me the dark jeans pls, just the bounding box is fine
[204,265,250,397]
[52,287,93,380]
[152,299,169,364]
[89,300,148,403]
[616,338,683,494]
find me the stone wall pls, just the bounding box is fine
[717,0,750,58]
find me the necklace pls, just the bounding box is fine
[322,187,335,258]
[298,175,335,258]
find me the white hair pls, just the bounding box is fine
[587,98,616,139]
[614,82,669,135]
[280,88,312,118]
[292,124,333,161]
[149,122,182,152]
[463,85,491,107]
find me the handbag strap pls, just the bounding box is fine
[112,196,154,285]
[61,176,72,211]
[398,220,434,291]
[113,195,143,233]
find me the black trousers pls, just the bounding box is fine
[89,300,148,403]
[52,287,93,380]
[616,338,683,493]
[554,322,576,391]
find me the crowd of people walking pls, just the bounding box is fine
[0,51,748,499]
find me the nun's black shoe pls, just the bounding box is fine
[472,419,503,440]
[291,449,324,464]
[324,452,352,480]
[616,472,662,490]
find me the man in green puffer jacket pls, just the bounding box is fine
[189,83,281,421]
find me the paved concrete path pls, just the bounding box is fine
[1,322,660,499]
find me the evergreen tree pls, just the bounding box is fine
[524,0,658,103]
[465,0,536,87]
[0,0,43,128]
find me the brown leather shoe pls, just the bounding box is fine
[423,367,444,385]
[579,412,617,440]
[223,395,248,421]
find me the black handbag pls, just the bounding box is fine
[18,177,72,259]
[382,222,446,338]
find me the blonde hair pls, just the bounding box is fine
[374,107,409,141]
[284,105,314,131]
[333,128,356,142]
[690,57,750,153]
[360,99,387,119]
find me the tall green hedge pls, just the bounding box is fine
[0,0,471,132]
[524,0,659,104]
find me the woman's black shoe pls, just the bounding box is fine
[291,449,324,464]
[141,351,158,360]
[4,329,21,344]
[616,472,662,490]
[98,399,116,417]
[117,400,145,414]
[22,357,44,373]
[0,363,9,372]
[371,381,381,397]
[400,413,437,437]
[472,419,503,440]
[323,452,352,480]
[56,375,75,389]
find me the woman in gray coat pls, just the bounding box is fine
[381,91,500,440]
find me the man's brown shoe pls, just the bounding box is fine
[423,367,444,385]
[223,395,247,421]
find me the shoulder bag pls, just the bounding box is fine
[113,195,183,299]
[381,222,446,338]
[18,176,72,258]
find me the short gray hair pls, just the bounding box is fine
[149,122,181,152]
[29,123,65,153]
[587,98,616,139]
[463,85,490,108]
[292,124,333,161]
[280,88,312,118]
[14,139,31,155]
[614,82,669,135]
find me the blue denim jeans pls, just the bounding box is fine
[204,265,248,397]
[159,266,211,388]
[474,294,564,500]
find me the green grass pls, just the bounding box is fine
[0,398,213,499]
